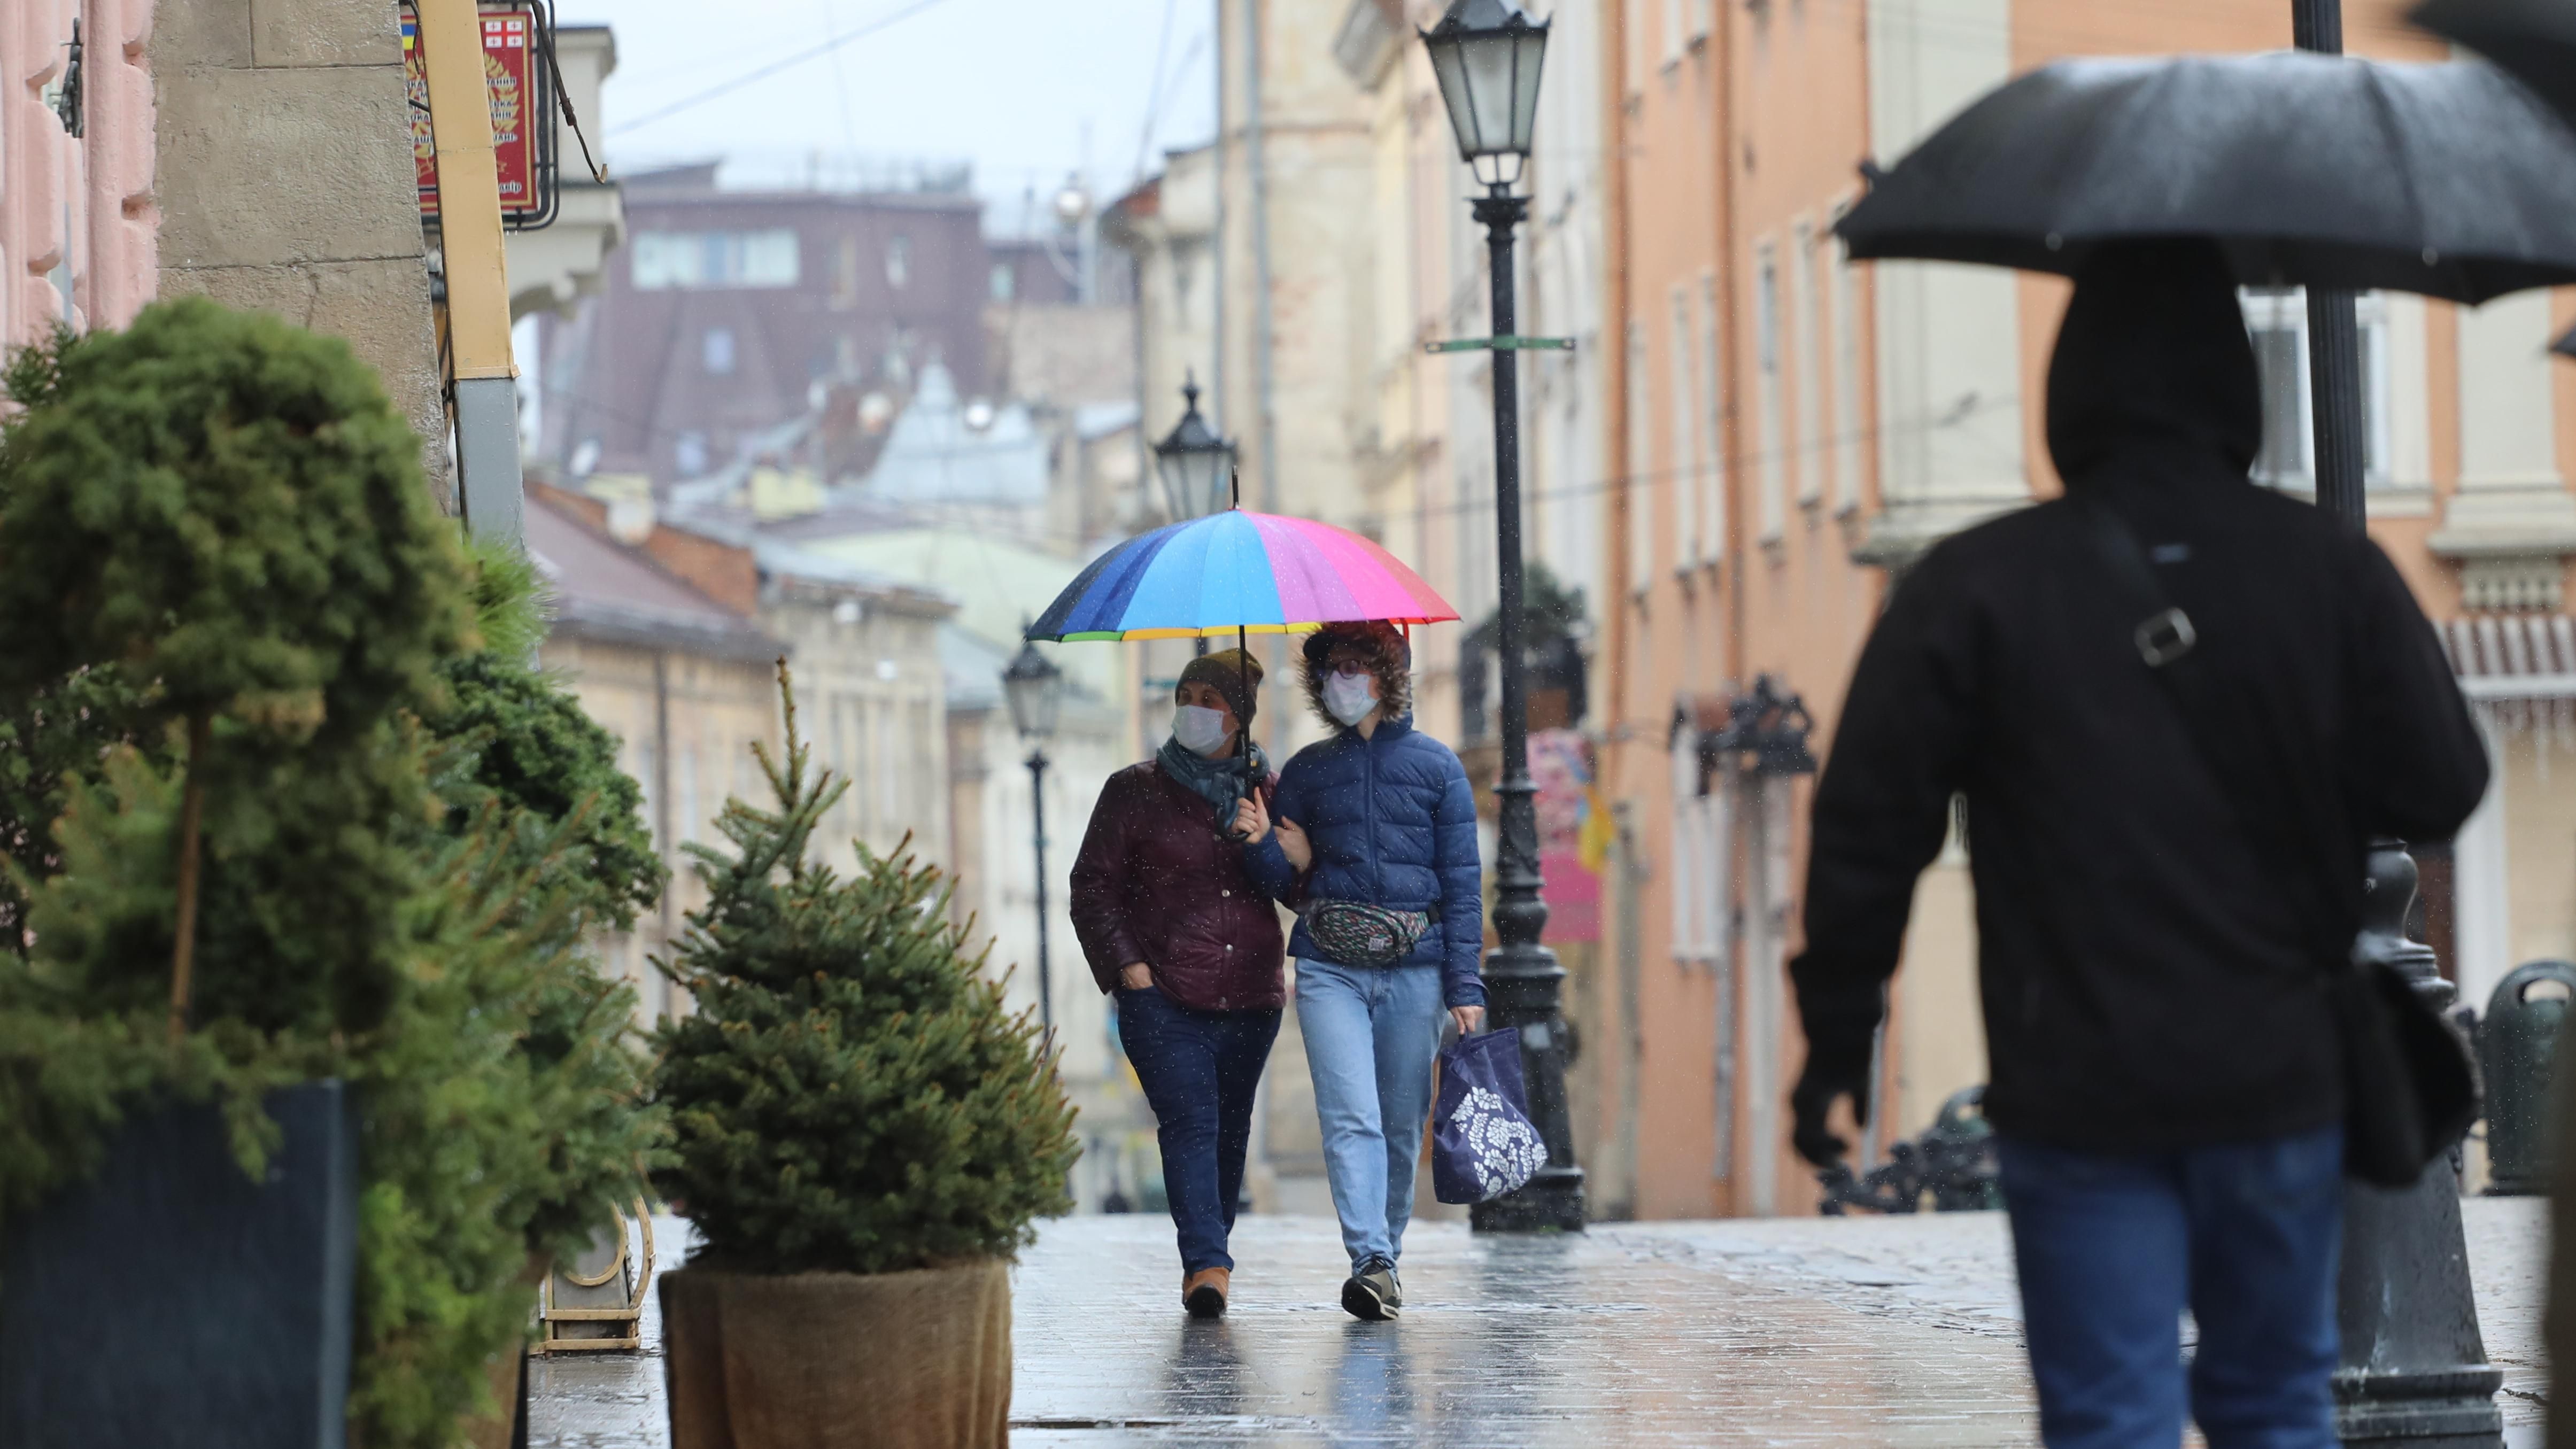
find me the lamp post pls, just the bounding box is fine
[1421,0,1586,1233]
[1151,375,1237,524]
[2288,2,2503,1442]
[1002,641,1066,1033]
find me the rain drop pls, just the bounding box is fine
[2045,233,2064,252]
[2423,247,2440,267]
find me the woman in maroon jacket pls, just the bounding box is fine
[1069,648,1285,1320]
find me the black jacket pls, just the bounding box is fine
[1791,241,2490,1152]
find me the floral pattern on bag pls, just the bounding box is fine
[1447,1085,1546,1202]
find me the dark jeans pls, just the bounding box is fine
[1115,987,1281,1274]
[1998,1125,2344,1449]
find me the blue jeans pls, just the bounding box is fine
[1116,987,1281,1275]
[1295,959,1445,1268]
[1998,1125,2345,1449]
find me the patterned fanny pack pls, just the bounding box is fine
[1305,900,1440,967]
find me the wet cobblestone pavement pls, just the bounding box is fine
[531,1200,2546,1447]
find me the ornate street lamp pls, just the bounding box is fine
[1002,641,1066,1033]
[1420,0,1550,190]
[2285,0,2501,1437]
[1151,375,1236,522]
[1420,0,1585,1234]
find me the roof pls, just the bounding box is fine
[525,494,783,662]
[857,362,1049,507]
[754,539,956,617]
[1076,400,1141,441]
[788,525,1119,703]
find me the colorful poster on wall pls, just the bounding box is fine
[403,5,540,220]
[1529,728,1603,943]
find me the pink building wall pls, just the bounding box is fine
[3,0,156,353]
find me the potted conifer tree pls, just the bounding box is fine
[0,302,665,1449]
[653,668,1077,1449]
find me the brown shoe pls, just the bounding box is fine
[1182,1267,1229,1319]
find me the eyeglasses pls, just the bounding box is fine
[1325,658,1373,678]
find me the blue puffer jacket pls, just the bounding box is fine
[1243,716,1486,1008]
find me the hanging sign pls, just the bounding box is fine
[403,1,559,230]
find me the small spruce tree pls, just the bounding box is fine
[653,666,1077,1275]
[0,308,666,1448]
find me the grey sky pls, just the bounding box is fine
[566,0,1219,221]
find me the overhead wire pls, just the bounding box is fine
[606,0,952,137]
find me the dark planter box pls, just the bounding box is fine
[0,1079,360,1449]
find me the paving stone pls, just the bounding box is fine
[529,1200,2547,1447]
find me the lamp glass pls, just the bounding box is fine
[1151,379,1236,520]
[1421,0,1550,190]
[1002,643,1064,742]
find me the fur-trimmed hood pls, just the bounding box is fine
[1299,621,1412,730]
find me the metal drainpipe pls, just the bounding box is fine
[1714,0,1753,1207]
[653,650,675,1021]
[1210,0,1228,440]
[1244,0,1279,512]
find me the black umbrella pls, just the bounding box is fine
[2415,0,2576,125]
[1836,50,2576,304]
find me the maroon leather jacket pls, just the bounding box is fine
[1069,760,1287,1013]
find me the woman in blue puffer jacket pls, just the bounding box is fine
[1240,619,1485,1322]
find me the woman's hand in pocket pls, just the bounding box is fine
[1119,962,1154,991]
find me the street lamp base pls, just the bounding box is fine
[2333,1162,2504,1447]
[1469,1166,1587,1233]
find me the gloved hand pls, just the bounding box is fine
[1790,1035,1874,1167]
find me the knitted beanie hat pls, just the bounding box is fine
[1177,648,1263,726]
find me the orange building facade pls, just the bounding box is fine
[1592,0,2576,1218]
[1263,0,2576,1219]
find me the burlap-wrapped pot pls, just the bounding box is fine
[660,1261,1010,1449]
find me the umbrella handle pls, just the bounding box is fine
[1226,621,1254,843]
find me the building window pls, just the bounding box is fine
[702,327,736,376]
[991,260,1016,302]
[2240,287,2391,490]
[1792,221,1824,507]
[1697,273,1725,567]
[674,430,709,477]
[1829,208,1863,515]
[887,235,912,289]
[1662,0,1683,64]
[1669,729,1721,964]
[1628,321,1654,595]
[631,229,801,290]
[1669,289,1699,568]
[1755,242,1785,541]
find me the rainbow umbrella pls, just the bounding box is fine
[1026,509,1456,642]
[1026,508,1455,827]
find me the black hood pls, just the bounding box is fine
[2044,239,2263,486]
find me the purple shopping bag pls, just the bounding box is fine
[1430,1028,1549,1205]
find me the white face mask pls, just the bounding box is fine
[1322,672,1380,727]
[1171,704,1232,756]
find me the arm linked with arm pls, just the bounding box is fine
[1242,768,1304,900]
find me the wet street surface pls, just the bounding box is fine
[532,1201,2546,1447]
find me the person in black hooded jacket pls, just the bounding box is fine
[1786,239,2488,1449]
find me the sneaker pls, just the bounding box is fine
[1341,1254,1401,1321]
[1182,1266,1229,1319]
